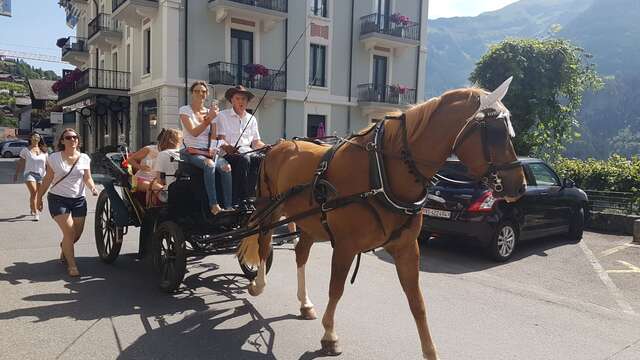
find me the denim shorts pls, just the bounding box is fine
[24,172,43,183]
[47,193,88,218]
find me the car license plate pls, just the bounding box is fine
[423,208,451,219]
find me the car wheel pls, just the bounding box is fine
[568,207,585,243]
[2,151,12,158]
[488,221,517,262]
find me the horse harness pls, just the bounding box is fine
[251,106,521,283]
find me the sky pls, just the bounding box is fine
[428,0,519,19]
[0,0,519,76]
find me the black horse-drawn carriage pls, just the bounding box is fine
[93,149,273,292]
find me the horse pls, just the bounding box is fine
[237,78,526,359]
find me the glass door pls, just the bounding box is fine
[377,0,390,31]
[373,55,387,102]
[231,29,254,86]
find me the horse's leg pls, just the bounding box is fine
[295,231,317,320]
[247,227,273,297]
[320,249,355,356]
[387,239,439,360]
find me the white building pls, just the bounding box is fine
[57,0,429,152]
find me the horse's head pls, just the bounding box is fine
[451,78,526,202]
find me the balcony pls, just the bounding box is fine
[359,13,420,53]
[208,61,286,104]
[60,37,89,67]
[111,0,159,27]
[208,0,287,32]
[57,68,130,106]
[87,13,123,50]
[357,84,417,117]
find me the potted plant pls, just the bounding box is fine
[389,13,410,36]
[389,84,408,103]
[51,68,83,94]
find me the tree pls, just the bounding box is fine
[469,38,602,158]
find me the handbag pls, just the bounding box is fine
[185,123,216,159]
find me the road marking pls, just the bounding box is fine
[579,241,636,316]
[607,260,640,274]
[601,243,640,257]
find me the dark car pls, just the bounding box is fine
[421,157,588,262]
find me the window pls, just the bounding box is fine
[529,163,560,186]
[310,0,327,17]
[143,28,151,75]
[309,44,326,87]
[307,115,326,137]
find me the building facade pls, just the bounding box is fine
[57,0,428,152]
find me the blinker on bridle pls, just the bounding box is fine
[451,108,522,193]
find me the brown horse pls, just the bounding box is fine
[238,79,526,359]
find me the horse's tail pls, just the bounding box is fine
[237,148,278,267]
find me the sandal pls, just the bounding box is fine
[67,266,80,277]
[210,205,233,216]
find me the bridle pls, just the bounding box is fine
[449,108,522,193]
[391,106,521,194]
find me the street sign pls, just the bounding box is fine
[50,112,63,125]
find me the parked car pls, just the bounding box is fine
[1,140,28,158]
[421,157,588,262]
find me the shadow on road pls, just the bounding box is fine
[373,234,580,274]
[0,254,297,358]
[0,214,31,223]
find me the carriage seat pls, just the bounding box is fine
[171,161,229,210]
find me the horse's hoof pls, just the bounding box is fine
[247,284,263,297]
[320,339,342,356]
[300,306,317,320]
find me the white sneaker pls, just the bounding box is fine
[34,213,40,221]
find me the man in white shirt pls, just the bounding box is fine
[216,85,266,206]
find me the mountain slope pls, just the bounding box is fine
[426,0,594,98]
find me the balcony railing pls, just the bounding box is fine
[208,0,287,13]
[360,13,420,41]
[112,0,158,13]
[58,68,131,100]
[208,61,286,92]
[88,13,120,39]
[358,84,417,105]
[61,37,88,57]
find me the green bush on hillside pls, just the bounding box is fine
[553,155,640,194]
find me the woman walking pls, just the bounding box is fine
[37,129,99,277]
[14,132,48,221]
[179,80,232,215]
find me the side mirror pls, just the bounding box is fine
[562,178,575,188]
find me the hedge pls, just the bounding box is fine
[552,155,640,194]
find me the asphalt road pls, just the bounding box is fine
[1,158,640,360]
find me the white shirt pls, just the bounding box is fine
[215,108,261,153]
[19,147,47,176]
[48,152,91,198]
[179,105,214,149]
[153,149,180,187]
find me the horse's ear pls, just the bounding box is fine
[480,76,513,110]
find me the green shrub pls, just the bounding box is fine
[553,155,640,194]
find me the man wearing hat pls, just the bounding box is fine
[216,85,266,207]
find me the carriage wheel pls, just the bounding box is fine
[152,221,187,293]
[239,244,274,280]
[95,191,124,264]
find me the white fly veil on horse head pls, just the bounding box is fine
[478,76,516,137]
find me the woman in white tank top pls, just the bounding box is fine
[179,81,233,216]
[14,132,48,221]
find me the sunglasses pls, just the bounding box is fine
[64,135,79,141]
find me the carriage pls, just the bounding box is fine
[92,149,274,292]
